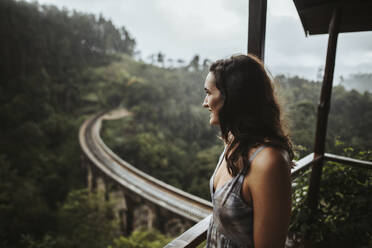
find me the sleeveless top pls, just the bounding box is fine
[206,145,267,248]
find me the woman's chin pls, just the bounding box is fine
[209,118,219,126]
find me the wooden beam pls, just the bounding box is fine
[164,215,211,248]
[307,7,341,214]
[247,0,267,61]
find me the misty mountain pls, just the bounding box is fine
[341,73,372,93]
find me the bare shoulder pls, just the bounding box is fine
[251,147,290,173]
[248,147,291,186]
[241,146,291,213]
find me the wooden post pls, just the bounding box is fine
[307,7,341,218]
[247,0,267,61]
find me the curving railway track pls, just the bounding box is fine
[79,111,213,223]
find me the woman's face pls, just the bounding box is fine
[203,72,224,125]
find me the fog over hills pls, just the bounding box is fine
[25,0,372,90]
[341,73,372,93]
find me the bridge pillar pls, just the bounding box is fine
[83,157,102,195]
[108,189,128,234]
[82,155,94,192]
[81,154,198,238]
[157,205,194,237]
[164,218,190,237]
[133,202,157,230]
[96,176,106,195]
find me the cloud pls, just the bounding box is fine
[26,0,372,80]
[265,13,372,79]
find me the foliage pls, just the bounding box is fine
[0,155,56,246]
[55,189,119,248]
[276,75,372,158]
[108,228,172,248]
[21,234,58,248]
[20,189,120,248]
[196,240,207,248]
[290,150,372,247]
[0,0,135,246]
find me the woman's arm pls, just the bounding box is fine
[246,147,292,248]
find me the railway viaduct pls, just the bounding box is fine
[79,109,212,237]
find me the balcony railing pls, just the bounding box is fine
[165,153,372,248]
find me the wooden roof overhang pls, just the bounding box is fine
[293,0,372,35]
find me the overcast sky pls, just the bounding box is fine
[26,0,372,81]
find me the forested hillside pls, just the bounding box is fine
[1,0,137,247]
[1,0,371,247]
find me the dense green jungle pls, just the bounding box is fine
[1,0,371,247]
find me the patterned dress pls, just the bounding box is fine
[206,146,267,248]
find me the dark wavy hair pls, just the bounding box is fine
[210,54,294,176]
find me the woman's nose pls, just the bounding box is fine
[202,96,208,108]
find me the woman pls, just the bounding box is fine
[203,54,293,248]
